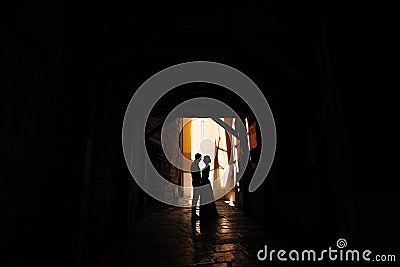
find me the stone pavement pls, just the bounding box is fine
[96,200,288,267]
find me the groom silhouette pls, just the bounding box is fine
[190,153,202,220]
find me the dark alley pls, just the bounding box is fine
[1,2,399,267]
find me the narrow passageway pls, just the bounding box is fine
[95,200,284,267]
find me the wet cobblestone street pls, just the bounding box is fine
[96,201,287,267]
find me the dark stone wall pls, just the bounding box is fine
[1,4,89,265]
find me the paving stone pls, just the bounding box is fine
[211,250,247,263]
[232,259,270,267]
[211,243,247,252]
[168,253,214,266]
[129,258,169,267]
[181,245,213,255]
[200,264,230,267]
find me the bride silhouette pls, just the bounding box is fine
[199,155,219,220]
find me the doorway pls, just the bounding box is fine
[181,117,241,204]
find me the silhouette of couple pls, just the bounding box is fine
[190,153,219,221]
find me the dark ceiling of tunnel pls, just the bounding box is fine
[148,82,257,118]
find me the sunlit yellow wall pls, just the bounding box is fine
[182,118,192,197]
[182,118,192,160]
